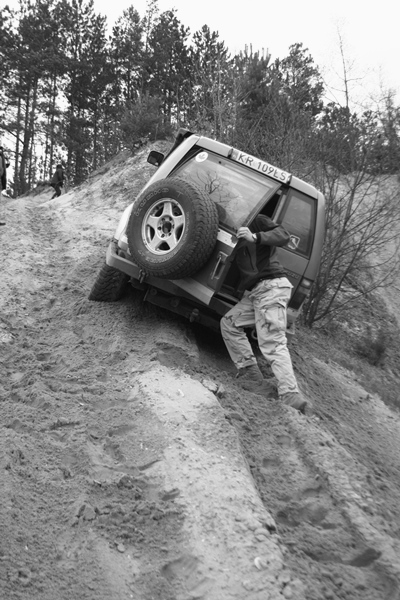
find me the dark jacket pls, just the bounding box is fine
[235,215,290,291]
[51,166,64,186]
[0,148,10,191]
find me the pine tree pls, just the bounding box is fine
[188,25,233,138]
[1,0,68,193]
[60,0,109,183]
[144,9,190,127]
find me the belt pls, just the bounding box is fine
[248,274,285,291]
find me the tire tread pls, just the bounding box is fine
[127,177,219,279]
[88,263,128,302]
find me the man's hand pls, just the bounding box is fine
[237,227,256,242]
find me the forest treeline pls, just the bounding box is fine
[1,0,400,195]
[1,0,400,328]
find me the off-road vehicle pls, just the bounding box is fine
[89,129,325,335]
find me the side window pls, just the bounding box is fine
[278,191,315,257]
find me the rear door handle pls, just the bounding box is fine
[210,252,227,280]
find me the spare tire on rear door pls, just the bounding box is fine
[127,177,219,279]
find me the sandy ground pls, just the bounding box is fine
[1,148,400,600]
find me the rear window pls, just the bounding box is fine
[277,190,316,257]
[173,150,280,231]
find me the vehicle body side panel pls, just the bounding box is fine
[275,248,307,288]
[302,190,325,279]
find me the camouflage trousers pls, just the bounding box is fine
[220,277,299,396]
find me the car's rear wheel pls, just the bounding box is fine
[127,177,219,279]
[88,262,129,301]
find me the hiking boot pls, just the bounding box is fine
[236,364,263,387]
[258,379,277,397]
[236,364,275,396]
[280,392,307,413]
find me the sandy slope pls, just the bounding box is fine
[1,148,400,600]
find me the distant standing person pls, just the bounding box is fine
[0,146,10,226]
[50,164,65,199]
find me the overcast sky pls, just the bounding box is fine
[103,0,399,100]
[6,0,399,106]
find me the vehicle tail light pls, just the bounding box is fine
[289,277,313,310]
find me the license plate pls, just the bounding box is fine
[231,150,291,184]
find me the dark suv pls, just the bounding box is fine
[89,129,325,335]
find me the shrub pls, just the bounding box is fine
[355,326,389,366]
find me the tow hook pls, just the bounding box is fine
[139,269,146,284]
[189,309,200,323]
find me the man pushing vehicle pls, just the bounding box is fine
[221,215,307,413]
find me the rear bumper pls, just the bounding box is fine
[106,240,190,297]
[106,239,296,336]
[106,239,141,279]
[106,240,229,329]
